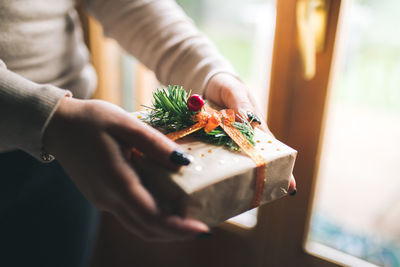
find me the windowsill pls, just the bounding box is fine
[227,207,258,229]
[305,241,380,267]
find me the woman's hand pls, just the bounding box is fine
[43,97,209,241]
[205,73,271,134]
[205,73,296,194]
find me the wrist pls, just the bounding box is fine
[42,96,81,156]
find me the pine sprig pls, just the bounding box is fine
[142,85,255,151]
[145,85,194,133]
[195,121,255,151]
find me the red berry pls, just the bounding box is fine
[187,94,205,111]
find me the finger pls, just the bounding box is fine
[112,205,160,241]
[113,203,188,242]
[114,121,208,238]
[243,91,273,135]
[229,90,271,134]
[109,157,208,240]
[115,205,208,242]
[236,106,271,135]
[161,215,210,239]
[288,174,297,196]
[121,175,209,239]
[112,115,193,170]
[206,73,268,132]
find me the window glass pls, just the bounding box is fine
[308,0,400,266]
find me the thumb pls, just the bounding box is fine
[113,116,193,170]
[235,102,271,135]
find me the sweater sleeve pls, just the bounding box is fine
[83,0,236,95]
[0,60,71,161]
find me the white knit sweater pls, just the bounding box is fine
[0,0,235,161]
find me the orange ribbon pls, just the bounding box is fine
[166,106,267,208]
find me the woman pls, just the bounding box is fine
[0,0,296,266]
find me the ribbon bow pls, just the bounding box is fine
[167,106,267,208]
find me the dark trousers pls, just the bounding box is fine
[0,150,99,267]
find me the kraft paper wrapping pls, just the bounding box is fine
[133,112,297,227]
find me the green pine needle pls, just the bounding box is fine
[142,85,255,151]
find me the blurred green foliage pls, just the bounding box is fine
[335,0,400,113]
[205,31,253,80]
[176,0,258,82]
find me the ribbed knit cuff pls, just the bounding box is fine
[0,66,72,162]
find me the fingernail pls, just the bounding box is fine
[289,188,297,196]
[196,231,213,238]
[247,111,261,124]
[169,150,193,166]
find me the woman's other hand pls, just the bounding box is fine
[205,73,296,195]
[205,73,270,134]
[43,97,209,241]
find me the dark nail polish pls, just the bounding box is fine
[196,231,213,238]
[247,111,261,124]
[289,189,297,196]
[170,150,192,166]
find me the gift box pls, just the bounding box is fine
[132,112,297,227]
